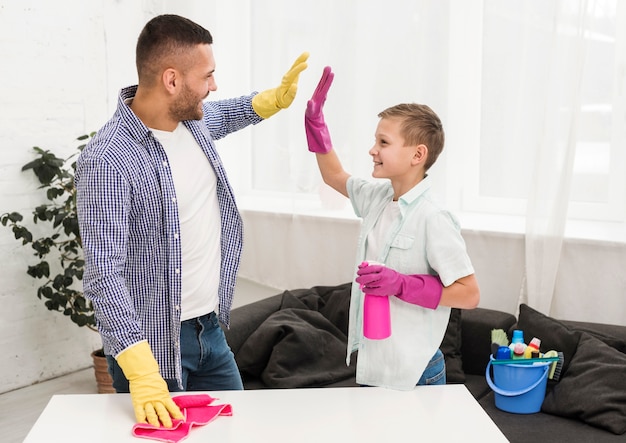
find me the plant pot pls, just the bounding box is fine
[91,349,116,394]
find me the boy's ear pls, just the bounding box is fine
[412,144,428,165]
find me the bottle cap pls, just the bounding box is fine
[528,337,541,350]
[496,346,511,359]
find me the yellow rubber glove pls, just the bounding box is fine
[251,51,309,118]
[116,341,183,428]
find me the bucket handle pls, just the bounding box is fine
[485,360,549,397]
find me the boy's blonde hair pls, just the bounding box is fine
[378,103,444,171]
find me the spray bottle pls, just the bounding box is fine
[361,261,391,340]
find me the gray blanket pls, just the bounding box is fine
[235,283,357,388]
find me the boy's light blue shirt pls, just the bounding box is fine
[346,175,474,390]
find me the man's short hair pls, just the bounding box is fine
[136,14,213,83]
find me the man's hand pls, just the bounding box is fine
[116,341,184,428]
[356,261,443,309]
[305,66,334,154]
[252,52,309,119]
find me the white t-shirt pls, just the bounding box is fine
[152,123,221,321]
[366,200,400,262]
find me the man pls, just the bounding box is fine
[75,14,308,428]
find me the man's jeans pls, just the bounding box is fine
[107,312,243,392]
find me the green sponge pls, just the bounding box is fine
[491,329,509,346]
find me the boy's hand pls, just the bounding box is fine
[356,262,443,309]
[305,66,334,153]
[356,263,402,296]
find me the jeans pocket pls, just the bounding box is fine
[424,366,446,385]
[418,349,446,385]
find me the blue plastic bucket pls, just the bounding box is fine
[485,357,550,414]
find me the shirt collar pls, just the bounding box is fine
[118,85,153,144]
[397,175,431,209]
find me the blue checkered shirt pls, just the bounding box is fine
[75,85,262,383]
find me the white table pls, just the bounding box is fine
[25,384,507,442]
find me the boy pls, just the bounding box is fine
[304,67,479,390]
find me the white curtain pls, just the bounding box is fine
[508,1,612,315]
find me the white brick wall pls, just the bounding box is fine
[0,0,254,393]
[0,0,203,394]
[0,0,254,394]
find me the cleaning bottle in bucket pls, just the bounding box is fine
[360,261,391,340]
[524,337,541,359]
[512,343,526,359]
[508,329,526,359]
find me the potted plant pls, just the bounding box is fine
[1,133,114,393]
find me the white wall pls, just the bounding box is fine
[1,0,111,395]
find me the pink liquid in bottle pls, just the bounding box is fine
[363,293,391,340]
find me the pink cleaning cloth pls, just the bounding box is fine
[131,394,232,443]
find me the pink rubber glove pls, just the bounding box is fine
[305,66,334,153]
[355,261,443,309]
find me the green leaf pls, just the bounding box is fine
[71,313,89,327]
[45,297,63,312]
[27,261,50,279]
[39,286,53,299]
[12,225,33,244]
[46,187,64,201]
[1,211,24,225]
[21,158,44,172]
[63,214,80,237]
[33,164,61,185]
[33,205,52,222]
[32,238,53,257]
[52,275,65,290]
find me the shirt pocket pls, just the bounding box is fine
[390,233,415,250]
[386,233,422,273]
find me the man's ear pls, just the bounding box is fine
[162,68,178,94]
[412,144,428,166]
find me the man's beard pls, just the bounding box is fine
[170,83,205,121]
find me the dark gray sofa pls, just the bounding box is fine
[223,283,626,442]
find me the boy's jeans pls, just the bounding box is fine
[417,348,446,385]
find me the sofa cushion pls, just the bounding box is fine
[440,308,465,383]
[514,304,582,375]
[461,308,516,376]
[561,318,626,354]
[541,332,626,435]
